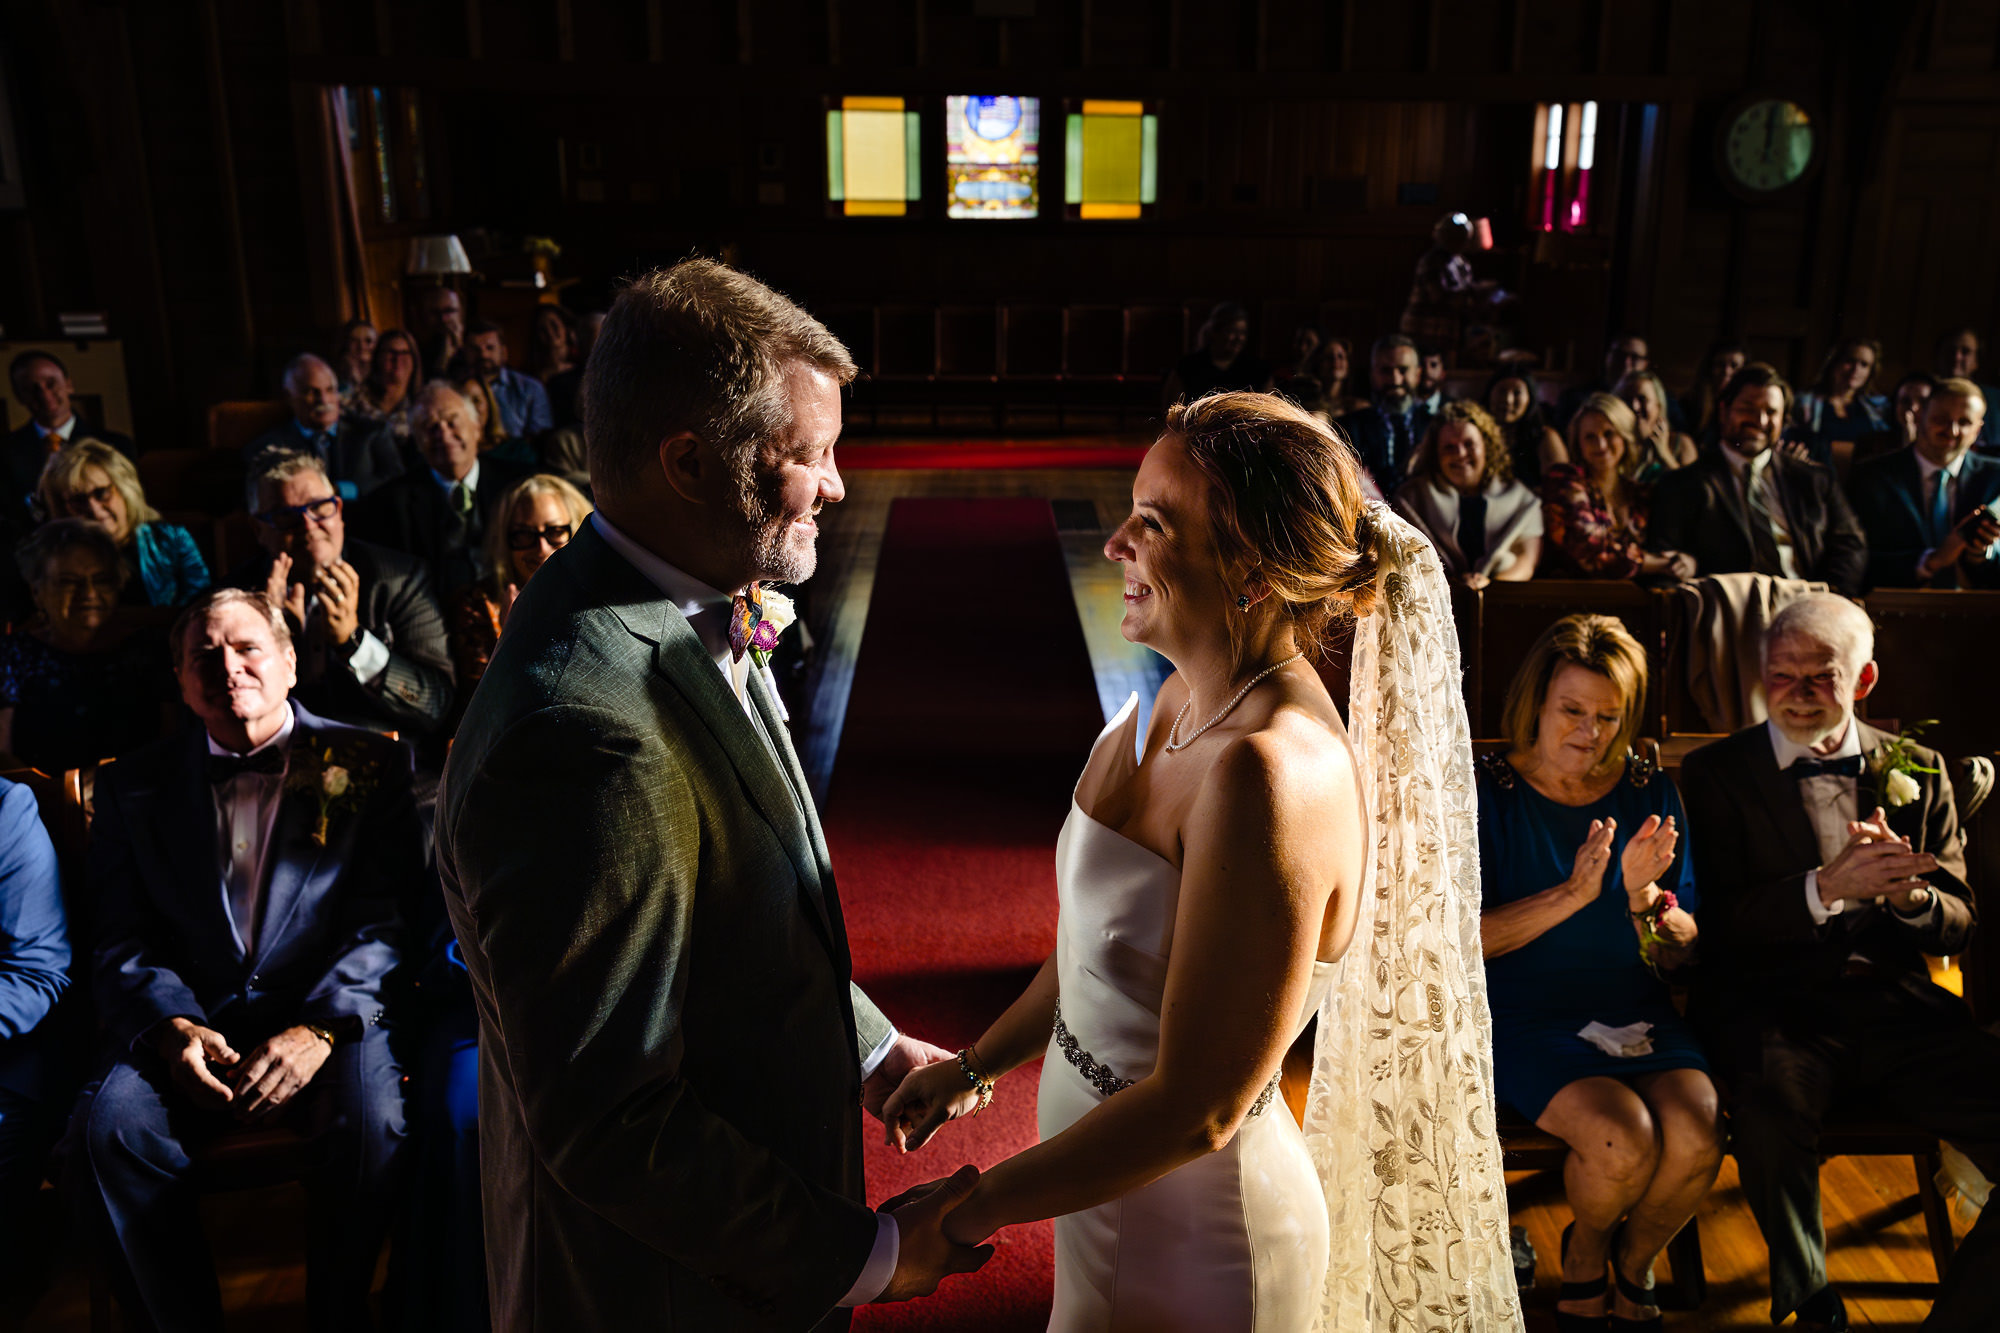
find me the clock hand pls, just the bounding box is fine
[1762,105,1776,164]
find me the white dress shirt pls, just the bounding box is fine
[590,512,901,1305]
[1721,442,1799,578]
[1769,719,1938,933]
[208,705,297,957]
[32,415,77,446]
[430,458,482,503]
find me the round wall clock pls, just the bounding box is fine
[1720,98,1818,196]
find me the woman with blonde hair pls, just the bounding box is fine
[1393,398,1543,588]
[37,438,210,607]
[883,390,1522,1331]
[1613,370,1698,477]
[447,472,592,691]
[1477,613,1718,1331]
[1541,393,1696,581]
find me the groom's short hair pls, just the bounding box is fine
[581,258,858,495]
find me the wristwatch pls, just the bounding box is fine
[303,1023,337,1048]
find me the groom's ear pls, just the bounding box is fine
[657,431,707,505]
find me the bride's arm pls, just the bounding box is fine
[880,953,1060,1150]
[942,732,1346,1244]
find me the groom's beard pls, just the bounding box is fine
[731,460,819,585]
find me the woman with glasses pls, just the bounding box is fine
[447,473,592,693]
[349,329,424,444]
[37,439,211,609]
[0,519,173,773]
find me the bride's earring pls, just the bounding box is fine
[1237,594,1252,610]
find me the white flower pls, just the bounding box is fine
[760,589,797,637]
[322,765,351,798]
[1884,768,1921,808]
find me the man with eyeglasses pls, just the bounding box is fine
[233,451,454,746]
[241,354,405,509]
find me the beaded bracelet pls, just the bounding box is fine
[956,1048,994,1116]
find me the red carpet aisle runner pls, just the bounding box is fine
[827,498,1107,1331]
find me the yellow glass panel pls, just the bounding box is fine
[1081,99,1144,116]
[842,95,904,112]
[843,109,907,201]
[843,199,907,216]
[1078,202,1142,219]
[1081,115,1143,203]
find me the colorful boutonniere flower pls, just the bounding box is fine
[1871,720,1940,810]
[749,590,797,671]
[284,741,381,846]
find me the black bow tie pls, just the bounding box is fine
[1789,754,1864,780]
[206,745,288,785]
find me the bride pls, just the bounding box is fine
[884,392,1523,1332]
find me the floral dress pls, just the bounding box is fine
[1540,462,1652,578]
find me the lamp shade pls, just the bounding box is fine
[406,234,472,276]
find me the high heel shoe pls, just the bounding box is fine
[1608,1223,1664,1332]
[1554,1221,1610,1333]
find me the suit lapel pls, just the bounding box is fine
[253,721,333,963]
[1705,454,1754,541]
[149,731,239,957]
[1743,726,1826,871]
[747,668,841,952]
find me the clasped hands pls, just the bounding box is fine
[1817,806,1937,913]
[265,551,362,646]
[860,1035,997,1300]
[154,1016,332,1122]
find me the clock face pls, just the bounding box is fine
[1724,100,1815,193]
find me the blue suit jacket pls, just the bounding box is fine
[1847,447,2000,590]
[0,779,69,1099]
[1334,403,1433,498]
[87,706,422,1053]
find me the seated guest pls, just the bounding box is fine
[1848,378,2000,590]
[1392,400,1541,588]
[1541,393,1696,581]
[1851,370,1939,471]
[544,310,604,430]
[0,774,68,1270]
[528,304,579,383]
[416,285,467,379]
[241,453,454,742]
[1477,614,1718,1331]
[332,319,377,400]
[1484,368,1565,487]
[1680,595,2000,1329]
[7,351,137,527]
[1161,302,1275,406]
[448,473,592,694]
[1679,338,1747,444]
[1933,327,1997,451]
[0,520,173,773]
[350,383,532,598]
[1647,363,1868,595]
[1274,323,1322,381]
[464,320,552,441]
[1613,369,1698,476]
[38,439,211,608]
[1306,335,1364,420]
[1336,334,1434,496]
[243,353,404,506]
[1555,332,1676,433]
[347,329,423,448]
[1792,338,1889,468]
[456,372,537,468]
[1416,343,1453,416]
[66,588,418,1332]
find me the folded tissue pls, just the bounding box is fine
[1578,1021,1656,1058]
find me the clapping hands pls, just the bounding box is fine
[1620,814,1680,907]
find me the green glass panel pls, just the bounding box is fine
[1139,115,1158,204]
[1065,114,1084,204]
[906,112,922,201]
[827,111,844,201]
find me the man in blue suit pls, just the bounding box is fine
[65,587,421,1332]
[0,776,68,1267]
[1335,334,1434,497]
[1848,377,2000,590]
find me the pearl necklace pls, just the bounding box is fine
[1164,653,1305,752]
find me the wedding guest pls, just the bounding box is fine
[6,351,136,527]
[1847,379,2000,590]
[415,286,467,378]
[454,372,521,461]
[1679,338,1747,444]
[1399,212,1492,355]
[545,310,605,429]
[1478,614,1718,1331]
[241,453,455,743]
[66,587,418,1332]
[1792,338,1889,468]
[448,473,592,693]
[0,520,173,773]
[242,354,405,505]
[1161,302,1275,406]
[332,319,377,399]
[1891,370,1937,449]
[1336,334,1434,496]
[1294,336,1364,424]
[1933,328,1998,451]
[1680,595,2000,1330]
[1541,393,1696,582]
[0,775,68,1268]
[348,329,424,447]
[528,305,579,383]
[1646,364,1868,595]
[349,383,532,598]
[38,439,211,609]
[1484,368,1565,487]
[1392,400,1542,588]
[1274,324,1322,381]
[465,321,552,440]
[1555,333,1673,433]
[1613,370,1698,476]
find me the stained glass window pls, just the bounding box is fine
[1064,100,1157,221]
[945,95,1039,219]
[826,97,922,217]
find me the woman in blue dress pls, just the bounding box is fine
[1478,613,1722,1332]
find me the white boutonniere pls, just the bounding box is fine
[750,590,797,721]
[1871,720,1939,809]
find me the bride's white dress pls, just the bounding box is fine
[1039,694,1334,1332]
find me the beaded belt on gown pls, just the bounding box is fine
[1053,998,1282,1118]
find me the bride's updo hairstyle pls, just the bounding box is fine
[1165,391,1382,669]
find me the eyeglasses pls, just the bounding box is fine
[507,523,573,552]
[62,485,118,512]
[256,495,341,532]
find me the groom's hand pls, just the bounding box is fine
[873,1165,993,1303]
[863,1034,955,1126]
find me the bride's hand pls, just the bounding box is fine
[880,1057,985,1152]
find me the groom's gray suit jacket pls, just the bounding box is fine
[438,521,894,1331]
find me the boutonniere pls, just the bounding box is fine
[1870,719,1940,809]
[748,589,797,670]
[283,740,382,846]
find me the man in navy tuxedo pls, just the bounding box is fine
[1847,378,2000,590]
[1335,334,1433,496]
[65,587,421,1332]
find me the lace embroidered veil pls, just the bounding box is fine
[1302,504,1525,1332]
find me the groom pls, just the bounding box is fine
[437,259,989,1330]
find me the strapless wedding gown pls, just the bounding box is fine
[1040,695,1335,1332]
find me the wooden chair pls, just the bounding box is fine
[205,400,289,455]
[0,765,86,883]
